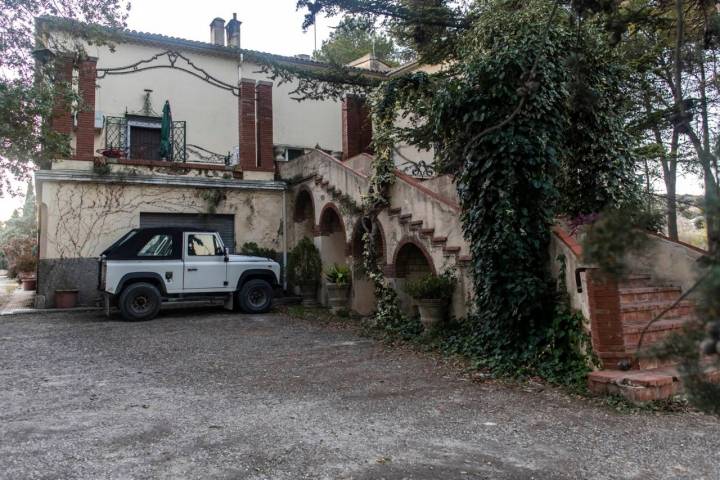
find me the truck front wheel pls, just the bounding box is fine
[238,279,273,314]
[118,282,162,321]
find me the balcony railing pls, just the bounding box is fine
[103,116,187,163]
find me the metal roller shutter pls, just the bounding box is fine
[139,213,236,252]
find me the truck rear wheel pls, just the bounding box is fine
[118,282,161,321]
[238,279,273,314]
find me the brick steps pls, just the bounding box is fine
[588,364,720,403]
[589,271,705,402]
[619,286,682,304]
[620,300,694,324]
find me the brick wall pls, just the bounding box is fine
[75,58,97,161]
[342,95,372,161]
[255,81,274,172]
[50,58,74,136]
[238,79,274,172]
[586,270,627,368]
[238,78,257,170]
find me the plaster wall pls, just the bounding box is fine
[50,31,343,160]
[37,180,284,260]
[624,235,706,293]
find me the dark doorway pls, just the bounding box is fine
[130,126,161,160]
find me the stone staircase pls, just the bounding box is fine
[587,273,718,402]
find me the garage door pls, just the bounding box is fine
[139,213,236,252]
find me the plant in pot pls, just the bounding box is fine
[325,264,351,313]
[14,254,37,291]
[53,271,79,309]
[404,270,457,331]
[288,237,322,306]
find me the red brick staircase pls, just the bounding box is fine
[587,273,717,402]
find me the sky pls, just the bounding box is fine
[0,0,708,221]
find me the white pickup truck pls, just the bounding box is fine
[98,227,281,321]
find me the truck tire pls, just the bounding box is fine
[238,279,273,314]
[118,282,162,321]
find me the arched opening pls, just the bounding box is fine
[393,240,435,316]
[350,219,386,315]
[318,204,348,307]
[293,187,315,244]
[318,204,347,266]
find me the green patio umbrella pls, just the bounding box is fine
[159,100,172,160]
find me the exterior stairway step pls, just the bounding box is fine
[620,300,695,325]
[623,318,695,353]
[409,220,423,230]
[399,214,412,224]
[619,286,682,305]
[431,236,448,245]
[618,274,653,288]
[419,228,435,238]
[458,255,471,266]
[443,246,461,257]
[588,364,720,403]
[389,207,402,216]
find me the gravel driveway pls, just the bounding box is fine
[1,309,719,479]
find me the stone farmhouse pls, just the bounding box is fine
[34,15,711,400]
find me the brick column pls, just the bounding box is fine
[586,270,628,369]
[254,80,274,172]
[342,95,372,161]
[75,58,97,161]
[50,57,74,136]
[238,78,257,170]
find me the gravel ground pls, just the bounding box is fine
[1,308,719,480]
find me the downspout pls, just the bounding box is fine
[282,189,288,291]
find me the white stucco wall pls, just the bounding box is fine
[49,30,343,160]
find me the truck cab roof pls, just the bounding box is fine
[101,227,221,260]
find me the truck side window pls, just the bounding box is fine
[138,234,173,257]
[187,234,222,256]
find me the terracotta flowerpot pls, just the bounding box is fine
[417,298,446,330]
[21,278,37,291]
[54,290,79,309]
[299,282,318,306]
[326,282,350,312]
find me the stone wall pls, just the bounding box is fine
[37,258,101,308]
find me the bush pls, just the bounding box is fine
[404,270,456,301]
[325,264,351,285]
[287,237,322,287]
[0,236,36,278]
[14,254,37,274]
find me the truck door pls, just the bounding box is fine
[183,232,228,290]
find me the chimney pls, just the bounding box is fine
[210,17,225,46]
[226,13,242,48]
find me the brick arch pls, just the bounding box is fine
[390,237,437,278]
[318,202,347,238]
[293,184,316,223]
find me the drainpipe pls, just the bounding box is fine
[282,189,288,291]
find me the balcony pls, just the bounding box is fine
[102,116,232,166]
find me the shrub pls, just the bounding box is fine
[325,264,351,285]
[287,237,322,287]
[14,254,37,274]
[404,270,456,302]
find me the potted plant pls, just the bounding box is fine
[404,270,457,330]
[325,264,351,312]
[288,237,322,306]
[54,287,79,309]
[14,254,37,291]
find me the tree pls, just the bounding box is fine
[0,0,129,197]
[313,16,407,66]
[0,181,38,277]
